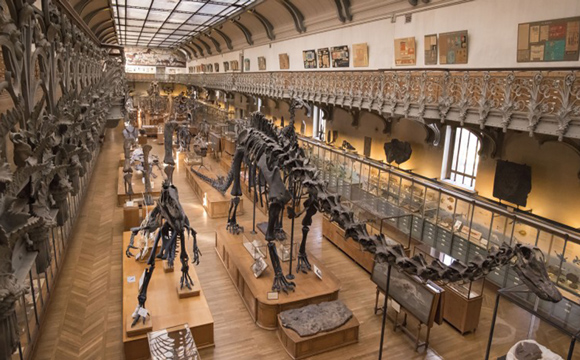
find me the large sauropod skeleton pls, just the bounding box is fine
[192,106,562,303]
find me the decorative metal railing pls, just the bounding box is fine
[127,70,580,140]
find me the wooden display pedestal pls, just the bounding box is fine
[125,316,153,337]
[123,203,141,231]
[177,283,200,298]
[322,216,375,273]
[215,223,341,330]
[443,286,482,334]
[186,161,244,218]
[117,167,161,206]
[163,260,174,273]
[122,232,214,360]
[277,315,359,359]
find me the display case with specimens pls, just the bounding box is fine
[297,136,580,297]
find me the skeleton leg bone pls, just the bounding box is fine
[132,225,164,326]
[179,230,194,290]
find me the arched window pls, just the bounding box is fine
[441,126,481,190]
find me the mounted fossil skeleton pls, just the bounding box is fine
[125,181,201,326]
[193,103,562,303]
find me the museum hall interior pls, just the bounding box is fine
[0,0,579,359]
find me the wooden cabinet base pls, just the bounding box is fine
[443,286,483,334]
[215,224,341,330]
[322,216,375,273]
[277,315,359,359]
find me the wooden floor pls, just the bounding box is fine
[31,124,569,360]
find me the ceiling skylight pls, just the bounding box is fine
[111,0,257,48]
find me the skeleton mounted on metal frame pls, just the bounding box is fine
[192,100,563,303]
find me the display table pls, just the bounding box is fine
[122,232,214,360]
[185,161,243,218]
[215,224,341,330]
[322,216,375,273]
[117,167,161,206]
[277,315,359,359]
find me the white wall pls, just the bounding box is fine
[188,0,580,71]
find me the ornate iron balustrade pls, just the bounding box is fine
[127,70,580,140]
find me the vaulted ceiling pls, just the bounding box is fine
[64,0,440,53]
[65,0,119,45]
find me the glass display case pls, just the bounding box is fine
[297,136,580,297]
[486,285,580,360]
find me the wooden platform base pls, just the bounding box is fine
[163,260,174,273]
[215,223,341,330]
[177,283,201,298]
[277,315,359,359]
[117,167,161,206]
[122,232,214,360]
[125,315,153,337]
[186,159,243,218]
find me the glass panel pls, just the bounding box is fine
[327,151,339,192]
[424,187,439,224]
[359,162,370,201]
[547,235,566,285]
[438,194,456,232]
[386,173,401,205]
[490,213,514,249]
[561,240,580,294]
[399,178,413,211]
[513,221,539,246]
[471,206,492,248]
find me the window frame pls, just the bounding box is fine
[441,126,481,191]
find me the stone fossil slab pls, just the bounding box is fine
[279,300,353,337]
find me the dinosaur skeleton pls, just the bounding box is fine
[193,102,563,303]
[126,180,201,326]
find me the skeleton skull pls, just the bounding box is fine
[513,245,562,303]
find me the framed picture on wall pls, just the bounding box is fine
[223,61,229,72]
[244,58,250,71]
[331,45,349,67]
[439,30,468,64]
[353,43,369,67]
[517,16,580,62]
[303,49,317,69]
[258,56,266,70]
[424,34,438,65]
[279,53,290,69]
[394,37,416,66]
[214,62,219,72]
[317,48,331,68]
[230,60,239,71]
